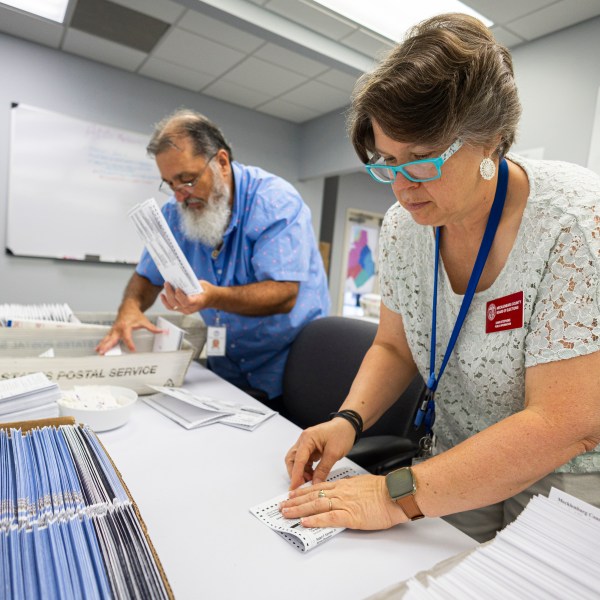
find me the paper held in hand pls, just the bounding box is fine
[128,198,203,296]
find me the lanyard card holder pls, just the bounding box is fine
[410,384,435,465]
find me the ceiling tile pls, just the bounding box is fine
[507,0,600,40]
[253,43,329,77]
[139,56,215,91]
[223,56,307,96]
[316,68,359,93]
[256,98,320,123]
[461,0,557,25]
[202,79,273,109]
[490,25,525,48]
[178,9,265,53]
[0,7,63,48]
[339,28,394,58]
[62,29,146,71]
[110,0,185,23]
[264,0,357,41]
[278,80,350,112]
[152,27,245,77]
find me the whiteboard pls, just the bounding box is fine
[6,104,163,264]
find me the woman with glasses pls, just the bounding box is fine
[282,13,600,542]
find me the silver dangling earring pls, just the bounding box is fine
[480,157,496,180]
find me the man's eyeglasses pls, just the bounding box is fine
[159,152,217,195]
[365,139,463,184]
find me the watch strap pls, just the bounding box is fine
[396,494,424,521]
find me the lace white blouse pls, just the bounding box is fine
[379,154,600,473]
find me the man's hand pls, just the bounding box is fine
[96,304,163,353]
[160,281,211,314]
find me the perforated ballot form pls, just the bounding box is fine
[250,467,360,552]
[128,198,203,296]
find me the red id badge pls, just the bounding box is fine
[486,291,523,333]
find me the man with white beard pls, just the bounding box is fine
[97,109,330,409]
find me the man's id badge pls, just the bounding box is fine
[207,326,227,356]
[486,291,523,334]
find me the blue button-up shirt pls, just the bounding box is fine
[137,161,330,398]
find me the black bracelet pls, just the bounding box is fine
[329,409,363,444]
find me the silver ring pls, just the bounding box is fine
[318,490,326,499]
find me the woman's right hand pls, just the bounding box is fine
[285,418,357,490]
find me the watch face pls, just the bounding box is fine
[386,468,415,500]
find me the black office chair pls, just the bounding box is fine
[282,316,425,474]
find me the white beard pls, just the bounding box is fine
[176,163,232,247]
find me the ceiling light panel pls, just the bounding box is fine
[0,0,69,23]
[311,0,493,42]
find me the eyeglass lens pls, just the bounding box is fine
[371,161,439,183]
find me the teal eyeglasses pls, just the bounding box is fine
[365,139,464,183]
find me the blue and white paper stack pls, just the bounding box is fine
[0,422,171,599]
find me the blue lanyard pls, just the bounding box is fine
[414,158,509,434]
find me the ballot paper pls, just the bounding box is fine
[128,198,203,296]
[397,489,600,599]
[152,316,185,352]
[143,386,233,429]
[249,467,360,552]
[145,385,276,431]
[198,396,277,431]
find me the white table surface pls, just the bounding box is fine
[99,362,477,600]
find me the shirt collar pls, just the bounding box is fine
[222,161,242,238]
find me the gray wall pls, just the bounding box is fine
[2,14,600,315]
[0,32,322,311]
[511,16,600,165]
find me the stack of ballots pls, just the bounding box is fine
[0,418,172,598]
[375,488,600,599]
[0,372,60,422]
[0,303,202,394]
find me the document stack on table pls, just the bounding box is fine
[0,419,172,599]
[0,372,60,421]
[144,385,277,431]
[392,489,600,599]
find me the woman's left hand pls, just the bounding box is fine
[279,474,409,530]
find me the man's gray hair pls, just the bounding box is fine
[147,108,233,160]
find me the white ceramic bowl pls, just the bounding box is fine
[58,386,138,432]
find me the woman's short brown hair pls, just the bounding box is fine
[348,13,521,163]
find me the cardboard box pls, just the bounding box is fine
[0,313,206,394]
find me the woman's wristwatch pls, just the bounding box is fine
[385,467,424,521]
